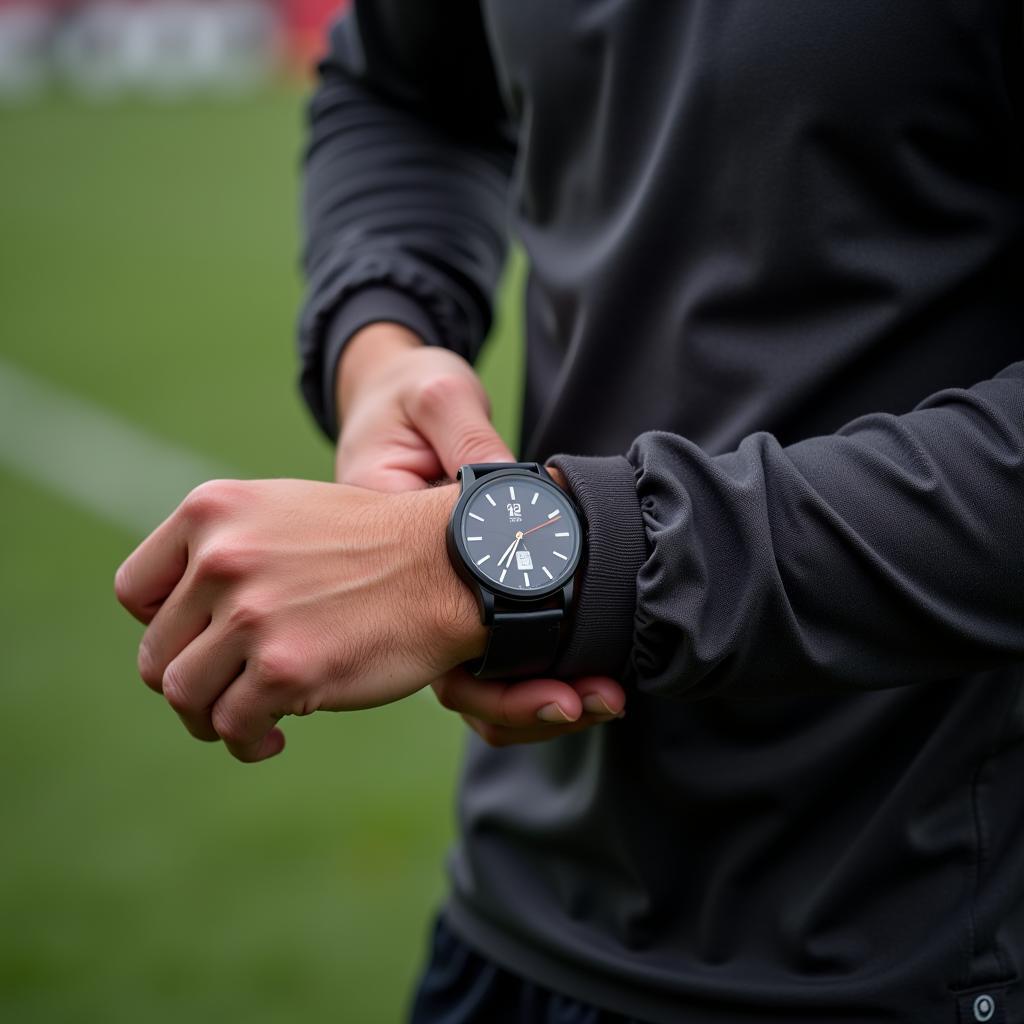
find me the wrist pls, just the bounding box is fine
[336,322,423,429]
[546,465,567,490]
[408,468,574,680]
[442,463,583,680]
[418,483,488,667]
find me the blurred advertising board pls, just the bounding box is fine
[0,0,348,101]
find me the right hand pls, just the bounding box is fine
[334,322,514,489]
[334,321,627,744]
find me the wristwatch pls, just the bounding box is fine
[446,462,583,679]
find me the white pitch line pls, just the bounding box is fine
[0,359,233,537]
[0,360,459,707]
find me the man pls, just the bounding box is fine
[116,1,1024,1021]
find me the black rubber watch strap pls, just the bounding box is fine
[460,461,543,483]
[468,608,564,680]
[451,461,578,680]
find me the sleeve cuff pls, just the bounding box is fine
[320,286,445,438]
[545,454,648,680]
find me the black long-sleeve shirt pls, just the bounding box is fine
[299,3,1024,1021]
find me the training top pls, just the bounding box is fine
[298,2,1024,1021]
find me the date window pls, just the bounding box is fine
[515,550,534,571]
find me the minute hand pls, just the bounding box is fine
[496,536,519,567]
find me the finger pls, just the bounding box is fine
[571,676,627,718]
[209,667,287,763]
[116,480,245,623]
[136,576,214,693]
[162,621,247,741]
[337,462,432,493]
[115,506,190,624]
[460,713,614,747]
[432,668,584,726]
[404,374,514,479]
[336,426,444,492]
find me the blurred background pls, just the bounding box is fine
[0,1,525,1020]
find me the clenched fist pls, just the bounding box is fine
[115,477,484,762]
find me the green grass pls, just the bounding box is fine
[0,90,524,1023]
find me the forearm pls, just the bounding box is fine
[419,483,489,665]
[298,1,515,439]
[551,361,1024,698]
[336,322,423,435]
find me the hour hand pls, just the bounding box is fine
[497,536,518,568]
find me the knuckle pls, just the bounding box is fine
[181,479,236,522]
[192,542,253,583]
[453,423,506,464]
[286,695,319,717]
[161,667,192,713]
[136,642,163,690]
[210,706,249,746]
[252,642,306,689]
[225,593,271,633]
[410,373,474,419]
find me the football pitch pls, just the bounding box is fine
[0,89,525,1023]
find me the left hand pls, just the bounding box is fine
[115,478,485,762]
[432,668,626,747]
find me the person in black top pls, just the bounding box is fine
[117,2,1024,1021]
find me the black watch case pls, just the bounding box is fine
[446,463,582,625]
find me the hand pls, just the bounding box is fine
[115,478,485,762]
[432,668,626,747]
[334,322,515,490]
[334,321,628,746]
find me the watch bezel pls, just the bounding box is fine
[447,466,582,602]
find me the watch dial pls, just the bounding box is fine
[460,475,580,594]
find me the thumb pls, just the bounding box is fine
[405,373,514,478]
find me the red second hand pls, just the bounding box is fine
[521,516,560,537]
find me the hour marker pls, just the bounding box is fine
[467,536,482,542]
[509,485,516,500]
[531,492,539,505]
[469,512,485,522]
[523,572,530,587]
[476,555,491,565]
[499,568,507,583]
[542,566,553,580]
[554,532,569,537]
[485,494,496,506]
[553,551,568,560]
[547,509,560,519]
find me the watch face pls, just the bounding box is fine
[456,472,581,596]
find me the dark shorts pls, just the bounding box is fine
[408,911,652,1024]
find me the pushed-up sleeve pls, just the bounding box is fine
[299,0,516,438]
